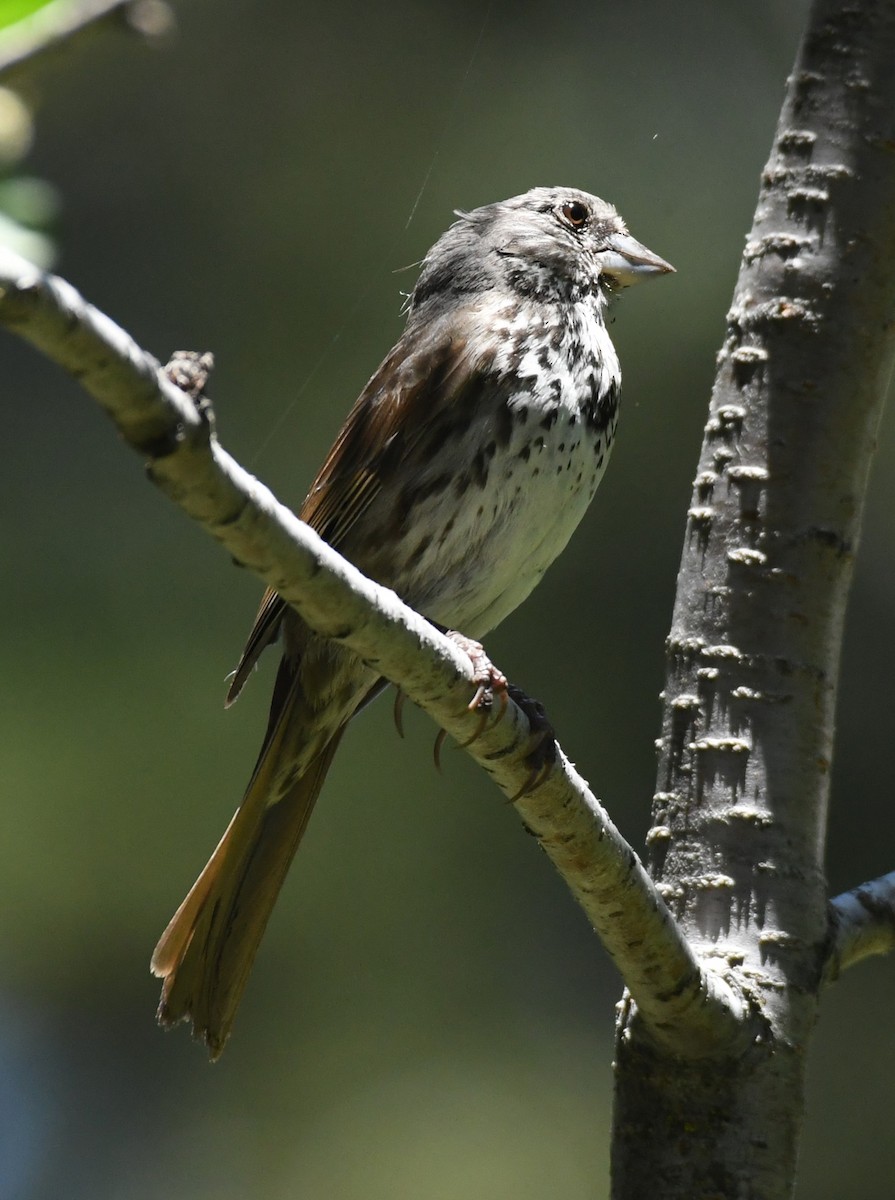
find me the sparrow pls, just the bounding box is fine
[151,186,673,1057]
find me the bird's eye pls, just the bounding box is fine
[560,201,589,229]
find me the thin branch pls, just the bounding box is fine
[825,871,895,979]
[0,246,754,1054]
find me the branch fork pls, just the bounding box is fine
[0,246,764,1055]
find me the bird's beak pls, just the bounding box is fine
[596,232,675,289]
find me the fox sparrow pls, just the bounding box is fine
[152,186,673,1057]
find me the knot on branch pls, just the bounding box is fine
[141,350,217,459]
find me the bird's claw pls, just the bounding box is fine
[505,684,557,802]
[393,688,407,739]
[433,727,448,772]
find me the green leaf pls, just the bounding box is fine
[0,0,55,35]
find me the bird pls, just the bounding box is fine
[151,186,673,1058]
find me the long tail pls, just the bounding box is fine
[151,665,351,1059]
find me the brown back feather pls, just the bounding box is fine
[226,318,476,702]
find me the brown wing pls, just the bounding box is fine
[225,316,476,704]
[298,322,473,540]
[225,587,285,706]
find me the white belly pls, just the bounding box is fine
[418,399,615,636]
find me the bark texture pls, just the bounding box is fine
[612,3,895,1197]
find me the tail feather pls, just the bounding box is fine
[151,808,239,980]
[153,730,344,1059]
[210,737,342,1027]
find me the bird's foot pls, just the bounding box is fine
[430,633,509,768]
[445,631,509,715]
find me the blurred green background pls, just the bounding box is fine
[1,1,894,1196]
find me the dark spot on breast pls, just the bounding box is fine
[420,416,463,459]
[406,534,432,569]
[540,409,558,432]
[496,402,515,447]
[518,444,531,462]
[395,472,451,530]
[558,443,565,452]
[485,441,496,459]
[583,377,621,435]
[597,452,604,468]
[518,404,529,424]
[471,448,490,488]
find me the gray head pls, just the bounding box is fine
[410,186,673,316]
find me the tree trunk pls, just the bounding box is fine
[611,2,895,1195]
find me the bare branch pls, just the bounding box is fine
[826,872,895,979]
[0,246,752,1053]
